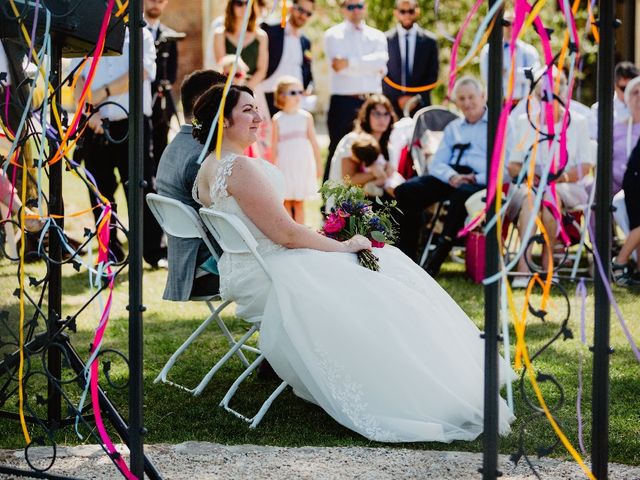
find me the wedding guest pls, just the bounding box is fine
[327,95,397,190]
[383,0,439,118]
[612,75,640,195]
[479,9,540,104]
[261,0,315,116]
[72,28,166,268]
[212,0,268,90]
[612,135,640,286]
[323,0,388,182]
[395,76,509,274]
[213,0,272,160]
[350,133,404,196]
[0,171,44,233]
[506,68,594,288]
[204,0,269,70]
[156,70,227,300]
[589,61,639,139]
[218,54,250,84]
[271,76,321,224]
[145,0,179,163]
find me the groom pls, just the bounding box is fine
[156,70,226,300]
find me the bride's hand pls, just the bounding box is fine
[342,234,372,253]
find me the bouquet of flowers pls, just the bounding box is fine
[319,181,398,271]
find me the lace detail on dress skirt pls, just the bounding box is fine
[314,348,398,442]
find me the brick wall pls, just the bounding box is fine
[160,0,205,98]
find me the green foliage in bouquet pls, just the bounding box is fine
[319,181,399,271]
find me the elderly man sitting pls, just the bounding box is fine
[396,76,509,276]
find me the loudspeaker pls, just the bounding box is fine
[0,0,126,57]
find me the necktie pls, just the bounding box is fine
[404,32,411,86]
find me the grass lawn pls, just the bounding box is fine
[1,168,639,469]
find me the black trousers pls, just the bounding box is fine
[394,175,485,261]
[79,117,165,265]
[323,94,365,183]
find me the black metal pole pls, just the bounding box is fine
[591,1,615,479]
[47,34,63,427]
[482,2,503,479]
[128,0,146,476]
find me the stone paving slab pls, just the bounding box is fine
[2,442,640,479]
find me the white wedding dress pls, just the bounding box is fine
[195,152,515,443]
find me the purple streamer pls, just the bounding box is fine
[588,224,640,363]
[28,0,41,63]
[575,279,588,455]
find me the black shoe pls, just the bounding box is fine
[424,242,452,277]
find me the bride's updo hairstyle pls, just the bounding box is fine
[191,83,254,153]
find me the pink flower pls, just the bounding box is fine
[371,239,385,248]
[324,212,346,234]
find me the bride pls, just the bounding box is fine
[192,83,514,443]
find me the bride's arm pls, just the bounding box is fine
[227,158,370,253]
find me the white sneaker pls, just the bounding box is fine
[511,276,530,289]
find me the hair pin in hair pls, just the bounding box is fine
[191,118,203,133]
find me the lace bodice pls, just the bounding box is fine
[193,153,287,313]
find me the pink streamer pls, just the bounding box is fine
[89,202,137,477]
[447,0,485,95]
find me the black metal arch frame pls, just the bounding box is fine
[482,1,614,479]
[0,0,619,478]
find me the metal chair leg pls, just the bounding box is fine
[220,353,288,428]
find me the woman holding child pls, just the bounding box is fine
[328,95,404,198]
[190,82,514,443]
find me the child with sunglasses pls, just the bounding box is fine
[271,76,322,224]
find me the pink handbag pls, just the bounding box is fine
[465,231,485,284]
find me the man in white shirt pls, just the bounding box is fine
[322,0,388,182]
[261,0,315,116]
[73,28,166,268]
[479,10,540,103]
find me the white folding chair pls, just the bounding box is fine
[199,207,288,428]
[145,193,258,396]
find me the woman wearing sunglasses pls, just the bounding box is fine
[213,0,268,91]
[213,0,272,159]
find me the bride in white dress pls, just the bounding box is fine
[191,83,515,443]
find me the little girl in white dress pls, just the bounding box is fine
[271,76,321,224]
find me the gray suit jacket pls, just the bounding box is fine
[156,124,215,301]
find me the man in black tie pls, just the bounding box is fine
[145,0,180,164]
[382,0,439,118]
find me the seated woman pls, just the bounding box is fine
[191,83,514,442]
[613,109,640,286]
[612,76,640,238]
[507,68,595,288]
[327,95,404,201]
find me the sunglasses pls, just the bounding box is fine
[371,110,391,118]
[345,3,365,11]
[232,0,248,6]
[283,90,304,96]
[294,4,313,17]
[396,8,416,15]
[617,82,628,93]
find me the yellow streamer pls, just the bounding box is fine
[17,149,31,444]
